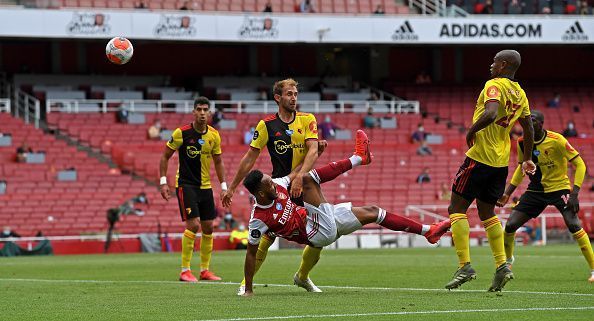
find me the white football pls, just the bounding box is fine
[105,37,134,65]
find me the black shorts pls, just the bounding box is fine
[513,190,571,218]
[452,157,508,204]
[176,186,216,222]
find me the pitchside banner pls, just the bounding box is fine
[0,8,592,44]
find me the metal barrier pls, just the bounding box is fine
[0,98,10,113]
[46,99,420,114]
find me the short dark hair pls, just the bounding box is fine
[243,170,264,195]
[194,96,210,109]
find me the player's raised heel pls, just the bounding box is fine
[293,273,322,292]
[354,130,372,165]
[445,263,477,290]
[425,220,451,244]
[488,263,514,292]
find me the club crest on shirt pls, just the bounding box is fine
[276,203,282,211]
[533,150,540,157]
[285,130,293,136]
[278,193,287,200]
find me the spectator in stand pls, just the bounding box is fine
[299,0,315,13]
[417,167,431,184]
[116,106,129,123]
[541,6,551,14]
[229,222,249,250]
[363,107,379,128]
[481,0,494,14]
[546,92,561,108]
[0,180,6,194]
[134,1,146,9]
[179,1,189,10]
[508,0,523,14]
[579,0,591,14]
[319,115,339,140]
[211,106,224,128]
[258,89,268,101]
[220,210,237,230]
[148,119,163,140]
[374,4,385,14]
[562,121,578,138]
[417,140,433,156]
[437,182,452,201]
[0,226,20,238]
[510,123,523,140]
[411,123,427,143]
[244,126,256,145]
[263,1,273,12]
[16,143,32,163]
[415,71,432,85]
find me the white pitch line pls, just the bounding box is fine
[195,306,594,321]
[0,278,592,297]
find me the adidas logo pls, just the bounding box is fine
[392,21,418,41]
[562,21,588,41]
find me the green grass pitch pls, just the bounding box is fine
[0,245,592,321]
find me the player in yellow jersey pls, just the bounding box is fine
[159,97,228,282]
[445,50,537,292]
[222,78,328,295]
[496,110,594,282]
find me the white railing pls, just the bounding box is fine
[409,0,446,15]
[405,203,594,246]
[0,98,10,113]
[46,99,421,114]
[13,89,40,128]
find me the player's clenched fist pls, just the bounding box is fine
[160,184,171,201]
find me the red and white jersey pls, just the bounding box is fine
[248,177,311,246]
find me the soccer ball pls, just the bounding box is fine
[105,37,133,65]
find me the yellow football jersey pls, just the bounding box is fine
[166,124,222,189]
[250,112,318,178]
[466,78,531,167]
[517,130,580,193]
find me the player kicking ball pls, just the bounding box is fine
[239,130,451,296]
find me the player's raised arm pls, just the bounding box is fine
[518,115,535,175]
[466,101,499,148]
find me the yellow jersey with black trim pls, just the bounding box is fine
[166,124,222,189]
[466,77,530,168]
[250,112,318,178]
[517,130,579,193]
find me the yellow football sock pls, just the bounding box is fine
[573,229,594,270]
[449,213,470,268]
[181,229,196,270]
[483,216,506,267]
[504,232,516,261]
[297,246,322,280]
[240,234,274,286]
[199,233,214,271]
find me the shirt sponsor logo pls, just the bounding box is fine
[285,130,293,136]
[274,140,304,154]
[486,86,500,98]
[439,23,541,39]
[198,139,205,145]
[186,146,208,158]
[533,150,540,157]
